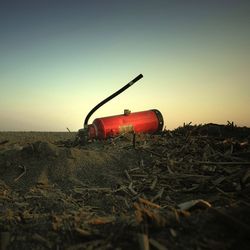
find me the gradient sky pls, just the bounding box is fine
[0,0,249,131]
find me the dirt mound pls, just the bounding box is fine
[0,141,138,191]
[0,126,250,250]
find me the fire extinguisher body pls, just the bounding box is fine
[88,109,164,139]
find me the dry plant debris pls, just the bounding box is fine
[0,123,250,249]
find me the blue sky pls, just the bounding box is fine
[0,0,249,130]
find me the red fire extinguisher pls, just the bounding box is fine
[77,74,164,143]
[88,109,163,139]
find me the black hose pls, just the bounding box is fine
[84,74,143,127]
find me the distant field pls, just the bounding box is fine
[0,131,77,145]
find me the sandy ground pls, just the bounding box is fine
[0,126,250,249]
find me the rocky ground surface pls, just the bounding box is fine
[0,123,250,250]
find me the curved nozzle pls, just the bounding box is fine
[83,74,143,128]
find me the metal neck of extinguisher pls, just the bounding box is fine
[83,74,143,129]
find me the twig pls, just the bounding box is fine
[216,151,243,161]
[141,148,163,158]
[160,183,176,192]
[150,177,158,190]
[124,170,132,182]
[215,187,234,198]
[75,227,92,237]
[133,133,136,148]
[128,182,137,195]
[73,187,112,193]
[138,233,149,250]
[113,186,130,195]
[14,165,26,182]
[112,131,129,141]
[32,233,52,249]
[140,159,145,167]
[195,161,250,166]
[149,238,167,250]
[138,197,161,209]
[124,198,130,209]
[131,174,148,178]
[151,188,164,202]
[128,167,140,172]
[166,164,174,174]
[161,174,211,179]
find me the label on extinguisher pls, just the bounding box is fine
[119,124,134,133]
